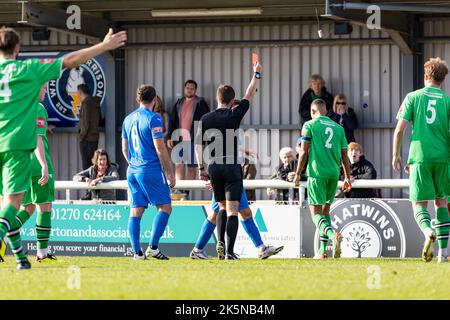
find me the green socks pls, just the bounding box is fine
[0,205,16,238]
[16,209,30,227]
[435,207,450,250]
[318,216,333,254]
[5,208,26,262]
[313,214,334,239]
[414,206,432,232]
[36,211,52,250]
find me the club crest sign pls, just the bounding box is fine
[314,199,406,258]
[19,52,106,127]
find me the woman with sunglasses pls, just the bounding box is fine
[329,94,358,143]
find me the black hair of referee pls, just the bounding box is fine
[195,62,262,259]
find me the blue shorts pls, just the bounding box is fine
[211,189,249,213]
[127,170,171,207]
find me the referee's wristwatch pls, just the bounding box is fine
[254,72,261,79]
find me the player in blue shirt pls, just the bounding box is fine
[122,85,175,260]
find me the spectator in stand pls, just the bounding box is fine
[267,147,298,202]
[337,142,379,198]
[77,84,101,170]
[73,149,120,200]
[153,96,169,140]
[329,94,358,143]
[299,74,334,127]
[241,148,258,202]
[167,80,210,196]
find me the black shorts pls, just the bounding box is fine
[208,164,243,202]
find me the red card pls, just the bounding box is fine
[252,53,259,65]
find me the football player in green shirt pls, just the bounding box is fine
[294,99,352,259]
[393,57,450,263]
[0,27,127,269]
[5,85,57,263]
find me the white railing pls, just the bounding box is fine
[55,179,410,201]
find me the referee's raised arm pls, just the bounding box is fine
[243,62,262,102]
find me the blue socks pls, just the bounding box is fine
[241,217,264,248]
[195,219,216,250]
[150,211,170,249]
[128,216,141,253]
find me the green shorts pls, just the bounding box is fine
[447,164,450,199]
[22,174,55,205]
[409,163,448,201]
[307,177,338,206]
[0,150,32,195]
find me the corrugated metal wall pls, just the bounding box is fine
[125,22,403,198]
[18,30,105,199]
[424,19,450,94]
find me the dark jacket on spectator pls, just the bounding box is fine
[269,160,299,202]
[243,158,257,201]
[299,88,334,126]
[338,156,379,198]
[73,163,120,200]
[78,96,100,142]
[328,107,358,143]
[168,96,210,143]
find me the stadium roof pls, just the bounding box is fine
[1,0,450,26]
[2,0,450,54]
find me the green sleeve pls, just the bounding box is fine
[36,104,47,136]
[302,122,312,143]
[341,128,348,149]
[27,58,64,84]
[397,93,414,122]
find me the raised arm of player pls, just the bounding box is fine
[154,138,176,188]
[121,138,129,164]
[242,62,262,101]
[392,119,408,172]
[63,28,127,69]
[34,135,49,186]
[341,148,352,192]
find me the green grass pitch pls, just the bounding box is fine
[1,257,450,299]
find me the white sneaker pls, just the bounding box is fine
[422,231,436,262]
[437,248,448,263]
[133,250,146,260]
[145,247,169,260]
[190,249,209,260]
[258,245,284,259]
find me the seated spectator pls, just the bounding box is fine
[267,147,298,202]
[329,94,358,143]
[337,142,379,198]
[299,74,333,127]
[73,149,120,200]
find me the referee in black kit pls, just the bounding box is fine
[195,62,262,260]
